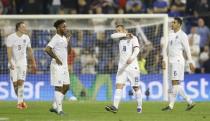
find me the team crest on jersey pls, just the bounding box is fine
[23,39,26,43]
[175,36,178,39]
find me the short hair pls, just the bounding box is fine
[16,21,24,31]
[54,19,66,29]
[116,24,125,28]
[174,17,182,25]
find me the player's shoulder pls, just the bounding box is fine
[7,32,16,39]
[51,34,58,40]
[22,34,30,39]
[131,35,138,40]
[179,30,188,38]
[169,30,174,34]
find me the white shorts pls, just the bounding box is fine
[50,63,70,86]
[9,65,27,82]
[168,62,184,81]
[116,68,140,87]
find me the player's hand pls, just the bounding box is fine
[162,61,166,70]
[126,58,132,64]
[189,63,195,73]
[56,58,63,65]
[126,33,133,39]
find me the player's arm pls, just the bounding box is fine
[44,46,62,65]
[7,47,14,70]
[28,47,37,72]
[127,47,140,64]
[66,31,72,54]
[26,37,37,72]
[6,37,14,70]
[182,34,195,72]
[161,40,168,70]
[111,32,132,39]
[127,37,140,64]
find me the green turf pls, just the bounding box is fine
[0,101,209,121]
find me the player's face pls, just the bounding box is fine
[18,23,27,34]
[116,26,126,33]
[171,20,180,30]
[58,22,67,35]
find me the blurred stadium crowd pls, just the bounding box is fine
[0,0,209,16]
[0,0,210,74]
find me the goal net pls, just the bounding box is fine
[0,15,168,101]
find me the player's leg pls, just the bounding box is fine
[105,71,126,113]
[13,82,18,95]
[49,63,63,114]
[62,69,70,95]
[10,67,18,95]
[162,63,179,111]
[174,63,195,110]
[62,84,69,95]
[105,83,124,113]
[54,86,65,115]
[133,86,142,113]
[169,80,179,109]
[51,66,70,115]
[162,80,179,111]
[113,83,124,109]
[17,80,24,103]
[10,66,22,109]
[16,66,27,109]
[54,84,69,116]
[129,70,142,113]
[56,68,71,115]
[178,83,195,111]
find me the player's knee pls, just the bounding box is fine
[17,80,24,86]
[13,82,18,87]
[64,86,69,92]
[172,80,180,85]
[132,86,140,92]
[116,83,124,89]
[62,85,69,94]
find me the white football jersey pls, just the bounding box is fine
[168,29,192,63]
[111,33,140,70]
[47,34,68,67]
[6,33,31,66]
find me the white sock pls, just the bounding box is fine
[168,88,173,103]
[17,84,24,104]
[169,85,179,109]
[178,85,192,105]
[113,89,122,109]
[55,91,64,112]
[52,95,57,109]
[134,89,142,109]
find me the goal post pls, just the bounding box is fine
[0,14,168,101]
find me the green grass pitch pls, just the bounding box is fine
[0,101,209,121]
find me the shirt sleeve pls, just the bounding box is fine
[111,33,126,39]
[47,37,57,48]
[26,36,32,48]
[6,36,13,47]
[132,36,140,48]
[182,33,193,63]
